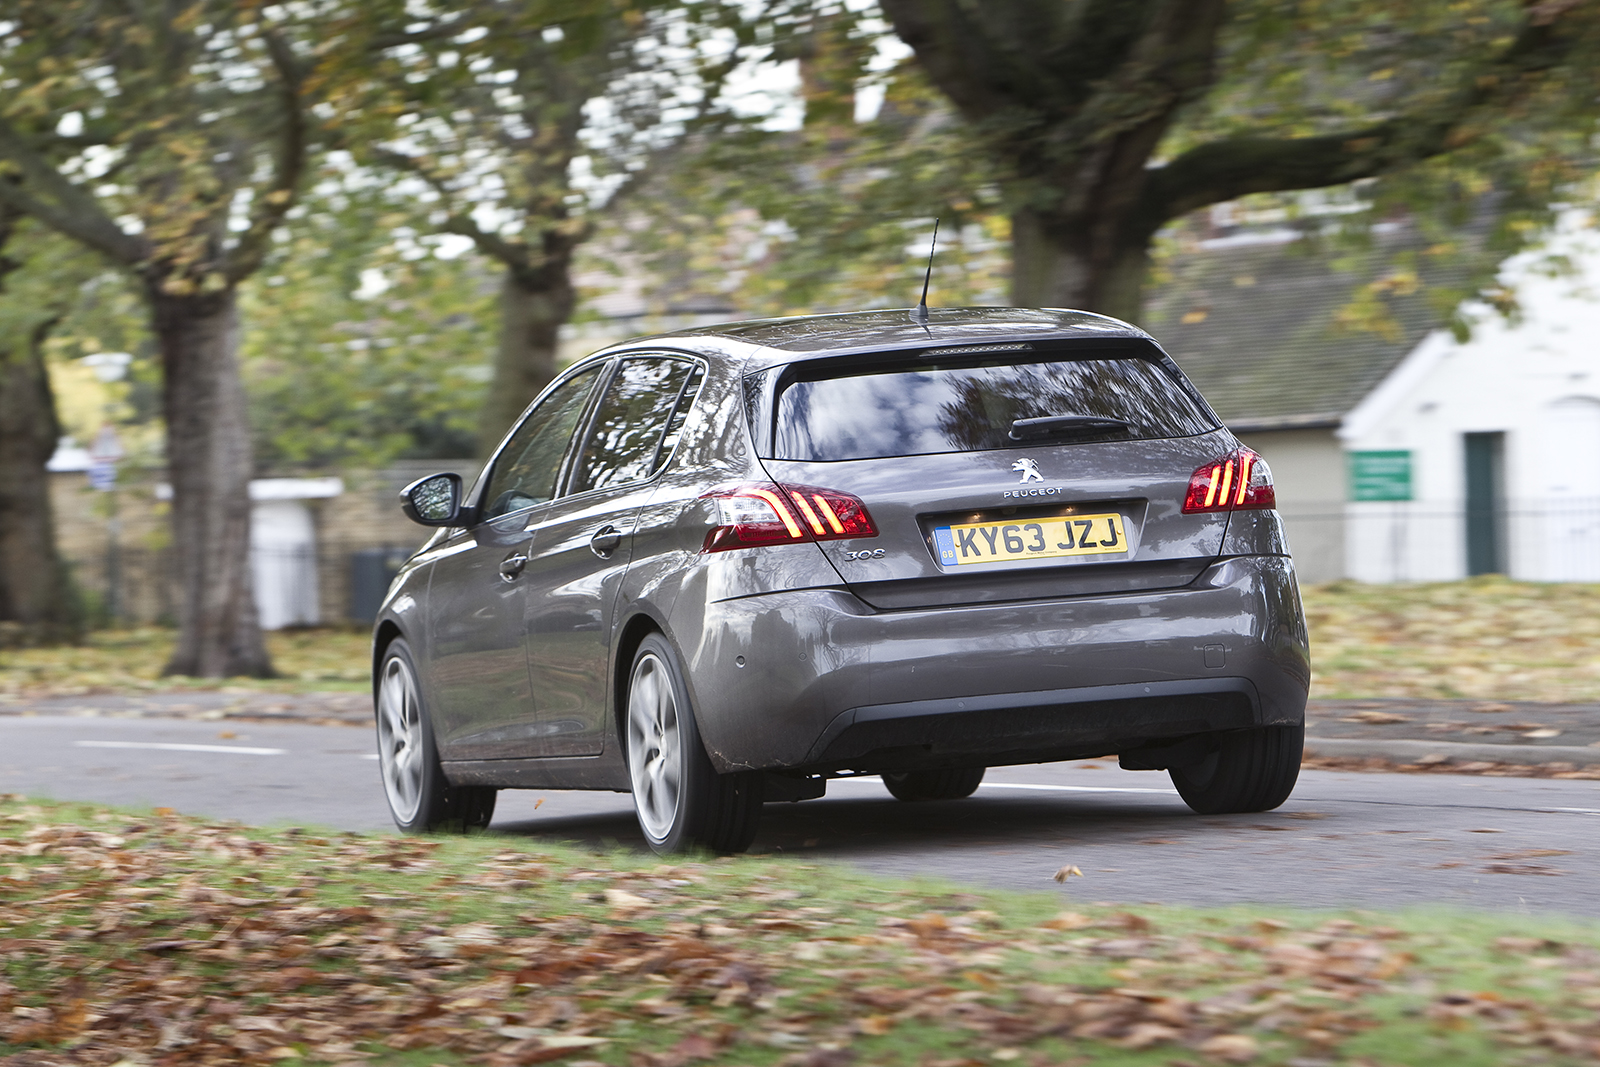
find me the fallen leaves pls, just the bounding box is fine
[1300,753,1600,778]
[1,797,1598,1067]
[1342,709,1410,724]
[1302,576,1600,702]
[1482,862,1566,876]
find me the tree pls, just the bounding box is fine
[0,1,324,675]
[622,12,1011,319]
[331,0,743,451]
[240,177,496,470]
[0,207,89,646]
[875,0,1600,319]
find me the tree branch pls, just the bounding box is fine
[1140,8,1586,229]
[226,27,308,283]
[0,117,146,265]
[370,145,533,269]
[879,0,1166,125]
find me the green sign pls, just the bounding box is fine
[1348,450,1412,502]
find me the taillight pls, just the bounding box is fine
[702,483,877,552]
[1183,448,1276,512]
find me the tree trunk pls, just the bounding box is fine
[150,283,273,677]
[0,316,82,646]
[1009,205,1156,323]
[477,259,577,456]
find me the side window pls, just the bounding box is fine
[481,366,604,519]
[657,365,705,463]
[570,358,699,495]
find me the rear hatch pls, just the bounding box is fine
[753,341,1235,609]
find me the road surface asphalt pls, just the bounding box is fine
[4,713,1598,916]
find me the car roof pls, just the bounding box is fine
[619,307,1151,368]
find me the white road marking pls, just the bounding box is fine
[74,740,287,756]
[359,754,380,760]
[830,777,1175,796]
[1550,807,1600,816]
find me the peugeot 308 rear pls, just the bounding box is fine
[377,308,1311,853]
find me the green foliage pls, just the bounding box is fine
[612,12,1011,318]
[240,180,494,470]
[640,0,1600,325]
[1160,0,1600,336]
[0,0,323,290]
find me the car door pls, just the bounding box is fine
[523,355,704,757]
[425,365,606,760]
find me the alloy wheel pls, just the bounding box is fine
[376,654,425,823]
[627,651,682,842]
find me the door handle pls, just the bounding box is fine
[498,551,528,581]
[589,524,624,559]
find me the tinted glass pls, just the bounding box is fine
[482,366,603,518]
[773,356,1216,462]
[571,358,697,495]
[657,365,704,462]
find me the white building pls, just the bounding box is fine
[1146,208,1600,583]
[1338,215,1600,582]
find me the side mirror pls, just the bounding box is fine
[400,473,466,527]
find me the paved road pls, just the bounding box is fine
[4,714,1598,915]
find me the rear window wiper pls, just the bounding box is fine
[1008,415,1132,441]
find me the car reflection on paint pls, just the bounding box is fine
[372,307,1310,853]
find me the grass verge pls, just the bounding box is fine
[0,627,371,698]
[3,796,1599,1066]
[1303,576,1600,702]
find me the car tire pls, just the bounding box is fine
[375,638,497,833]
[626,634,763,855]
[1168,724,1303,815]
[882,766,986,801]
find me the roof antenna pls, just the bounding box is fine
[909,217,939,325]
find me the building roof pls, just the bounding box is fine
[1141,226,1473,431]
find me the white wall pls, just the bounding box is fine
[252,500,321,630]
[1235,428,1345,583]
[1339,210,1600,581]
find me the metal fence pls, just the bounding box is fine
[1279,498,1600,584]
[70,541,421,629]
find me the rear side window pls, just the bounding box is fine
[570,357,700,494]
[773,356,1216,462]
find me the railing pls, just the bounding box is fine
[1279,498,1600,584]
[67,540,422,629]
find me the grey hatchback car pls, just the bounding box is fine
[374,308,1310,853]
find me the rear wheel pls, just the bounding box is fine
[1169,724,1303,815]
[882,766,986,801]
[375,638,497,833]
[626,634,763,854]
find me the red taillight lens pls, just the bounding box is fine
[702,483,877,552]
[1183,448,1276,513]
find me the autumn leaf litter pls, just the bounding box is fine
[4,799,1600,1065]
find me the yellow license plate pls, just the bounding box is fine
[933,512,1128,566]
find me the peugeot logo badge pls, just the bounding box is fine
[1012,458,1044,483]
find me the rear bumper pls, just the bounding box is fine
[674,554,1310,774]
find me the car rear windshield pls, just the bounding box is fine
[772,354,1218,462]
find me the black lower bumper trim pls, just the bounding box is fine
[803,677,1263,773]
